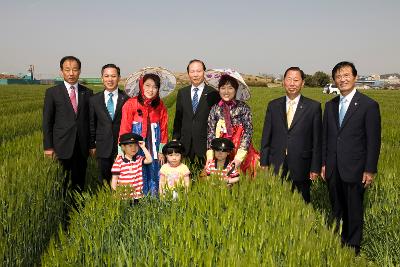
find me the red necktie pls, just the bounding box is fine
[69,86,78,114]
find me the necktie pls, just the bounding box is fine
[69,86,77,114]
[287,100,295,128]
[192,88,199,113]
[339,98,348,126]
[107,92,114,119]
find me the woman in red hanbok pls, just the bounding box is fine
[119,73,168,195]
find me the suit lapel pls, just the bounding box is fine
[185,86,194,117]
[61,84,77,118]
[278,97,287,129]
[340,91,361,130]
[332,96,340,129]
[77,84,85,118]
[114,90,127,120]
[289,95,306,130]
[99,91,113,121]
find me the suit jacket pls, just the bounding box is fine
[89,89,128,158]
[260,95,322,181]
[43,83,93,159]
[172,84,220,157]
[322,90,381,182]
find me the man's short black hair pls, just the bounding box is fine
[60,56,81,70]
[283,67,305,80]
[332,61,357,79]
[101,63,120,76]
[186,59,206,73]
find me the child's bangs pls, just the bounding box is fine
[165,147,181,155]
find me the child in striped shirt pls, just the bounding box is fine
[111,133,152,200]
[205,138,240,187]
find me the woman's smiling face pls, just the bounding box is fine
[219,82,236,101]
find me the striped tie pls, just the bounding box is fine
[69,86,77,114]
[192,88,199,113]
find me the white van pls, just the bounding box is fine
[323,84,340,94]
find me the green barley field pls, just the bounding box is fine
[0,85,399,266]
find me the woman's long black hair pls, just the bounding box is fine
[138,73,161,107]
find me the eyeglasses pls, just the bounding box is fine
[335,73,354,80]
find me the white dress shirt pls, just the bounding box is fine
[191,82,205,100]
[64,81,79,105]
[339,88,356,114]
[286,94,301,113]
[104,88,118,112]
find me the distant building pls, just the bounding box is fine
[356,77,384,89]
[54,77,102,84]
[367,74,380,80]
[386,75,400,84]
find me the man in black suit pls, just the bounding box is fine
[321,61,381,254]
[43,56,93,193]
[260,67,322,203]
[173,59,220,166]
[89,64,128,185]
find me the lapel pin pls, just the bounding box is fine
[355,102,358,106]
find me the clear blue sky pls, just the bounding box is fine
[1,0,399,78]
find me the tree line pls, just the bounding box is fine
[304,71,331,87]
[259,71,331,87]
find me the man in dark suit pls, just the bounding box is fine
[173,59,220,166]
[89,64,128,185]
[260,67,322,203]
[43,56,93,193]
[321,61,381,254]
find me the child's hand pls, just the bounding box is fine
[138,141,146,149]
[205,158,213,168]
[158,153,165,165]
[199,169,208,180]
[232,159,241,169]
